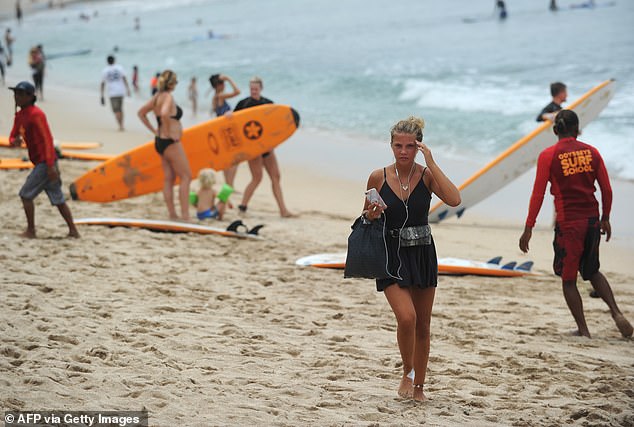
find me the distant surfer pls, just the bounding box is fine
[132,65,139,93]
[138,70,192,221]
[495,0,508,20]
[571,0,596,8]
[536,82,567,122]
[4,28,14,66]
[16,0,23,25]
[28,45,46,101]
[519,110,633,339]
[550,0,558,11]
[100,55,131,131]
[8,81,80,239]
[188,76,198,115]
[0,42,6,85]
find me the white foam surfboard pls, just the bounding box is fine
[429,79,616,223]
[296,253,535,277]
[74,217,263,240]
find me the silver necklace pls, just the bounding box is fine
[394,163,415,192]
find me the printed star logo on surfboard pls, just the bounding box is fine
[243,121,263,140]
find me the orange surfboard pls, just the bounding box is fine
[60,151,115,161]
[70,104,300,202]
[0,136,102,150]
[0,158,34,170]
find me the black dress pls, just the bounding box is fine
[375,167,438,292]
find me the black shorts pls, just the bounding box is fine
[553,217,601,281]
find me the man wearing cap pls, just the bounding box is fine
[9,81,80,238]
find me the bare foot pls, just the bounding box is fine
[614,314,633,338]
[68,229,80,238]
[412,386,427,402]
[569,329,591,338]
[397,375,413,399]
[280,211,297,218]
[20,230,36,239]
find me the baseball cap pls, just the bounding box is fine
[9,81,36,95]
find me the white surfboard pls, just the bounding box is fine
[296,253,347,269]
[74,218,263,240]
[296,253,535,277]
[429,79,616,223]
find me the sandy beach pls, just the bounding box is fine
[2,7,634,427]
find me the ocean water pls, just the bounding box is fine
[5,0,634,179]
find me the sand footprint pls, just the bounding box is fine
[48,335,79,345]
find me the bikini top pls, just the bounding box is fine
[156,104,183,127]
[215,101,230,116]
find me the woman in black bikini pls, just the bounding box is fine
[138,70,192,221]
[363,116,460,401]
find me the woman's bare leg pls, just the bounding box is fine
[263,151,293,217]
[384,284,416,398]
[411,286,436,401]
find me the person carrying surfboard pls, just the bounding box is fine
[138,70,192,221]
[519,109,632,339]
[536,82,567,122]
[8,81,80,239]
[234,76,294,218]
[363,116,460,401]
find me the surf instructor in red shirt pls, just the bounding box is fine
[519,109,631,338]
[9,81,79,239]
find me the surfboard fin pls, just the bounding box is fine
[226,220,247,233]
[487,256,503,265]
[501,261,517,270]
[516,261,534,272]
[248,224,265,236]
[291,108,301,127]
[456,207,466,218]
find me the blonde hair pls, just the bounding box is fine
[390,116,425,142]
[250,76,263,88]
[197,168,216,189]
[157,69,178,92]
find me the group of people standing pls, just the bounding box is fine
[95,54,293,222]
[135,69,293,222]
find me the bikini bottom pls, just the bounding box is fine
[155,136,176,155]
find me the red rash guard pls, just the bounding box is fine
[526,137,612,227]
[9,104,57,167]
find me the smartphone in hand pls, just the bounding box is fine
[365,188,387,209]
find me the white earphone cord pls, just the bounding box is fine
[383,163,415,281]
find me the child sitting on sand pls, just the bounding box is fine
[195,169,219,220]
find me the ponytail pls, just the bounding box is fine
[157,70,177,92]
[553,110,579,138]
